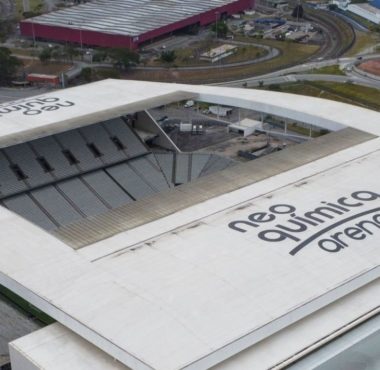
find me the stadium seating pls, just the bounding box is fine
[0,118,235,231]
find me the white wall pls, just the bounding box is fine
[348,4,380,24]
[9,344,39,370]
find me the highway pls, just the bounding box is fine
[1,54,380,105]
[216,54,380,89]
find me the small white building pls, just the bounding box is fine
[200,44,238,63]
[208,105,233,116]
[229,118,263,136]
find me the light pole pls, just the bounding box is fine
[79,25,83,51]
[31,17,36,48]
[78,18,83,51]
[215,11,219,41]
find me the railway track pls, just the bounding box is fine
[304,8,356,59]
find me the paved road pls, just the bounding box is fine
[2,54,380,105]
[0,87,51,104]
[0,295,42,366]
[232,73,380,90]
[216,54,380,88]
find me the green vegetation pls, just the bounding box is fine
[168,43,266,67]
[79,67,121,82]
[37,45,79,63]
[10,47,36,57]
[80,67,121,81]
[160,50,177,64]
[345,30,380,56]
[346,11,378,30]
[14,0,43,18]
[211,21,229,38]
[264,81,380,111]
[224,45,266,64]
[22,59,71,75]
[0,47,22,85]
[129,39,319,83]
[38,47,52,63]
[0,285,54,325]
[109,48,140,69]
[287,123,326,138]
[314,82,380,110]
[80,67,92,82]
[93,48,139,69]
[306,65,345,75]
[0,20,16,42]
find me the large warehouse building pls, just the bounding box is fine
[20,0,254,49]
[1,80,380,370]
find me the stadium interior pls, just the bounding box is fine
[0,112,234,233]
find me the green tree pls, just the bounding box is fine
[22,11,42,18]
[80,67,92,82]
[39,47,52,63]
[160,50,176,64]
[369,25,380,33]
[108,48,140,69]
[211,21,228,38]
[93,48,108,62]
[0,47,21,85]
[0,20,15,43]
[63,45,79,62]
[268,84,282,91]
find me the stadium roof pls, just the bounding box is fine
[22,0,243,37]
[1,80,380,370]
[2,78,380,148]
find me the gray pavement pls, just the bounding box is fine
[0,295,43,366]
[216,54,380,89]
[0,87,51,104]
[226,73,380,90]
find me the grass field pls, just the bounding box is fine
[345,30,380,57]
[10,47,36,57]
[14,0,44,17]
[305,65,346,76]
[151,44,266,67]
[344,11,376,30]
[264,81,380,111]
[127,39,319,83]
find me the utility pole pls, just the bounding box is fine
[31,17,36,48]
[215,11,219,41]
[23,0,30,12]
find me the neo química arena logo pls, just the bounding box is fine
[228,191,380,255]
[0,97,74,117]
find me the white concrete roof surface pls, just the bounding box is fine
[10,278,380,370]
[350,2,380,15]
[2,79,380,148]
[1,80,380,370]
[1,139,380,370]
